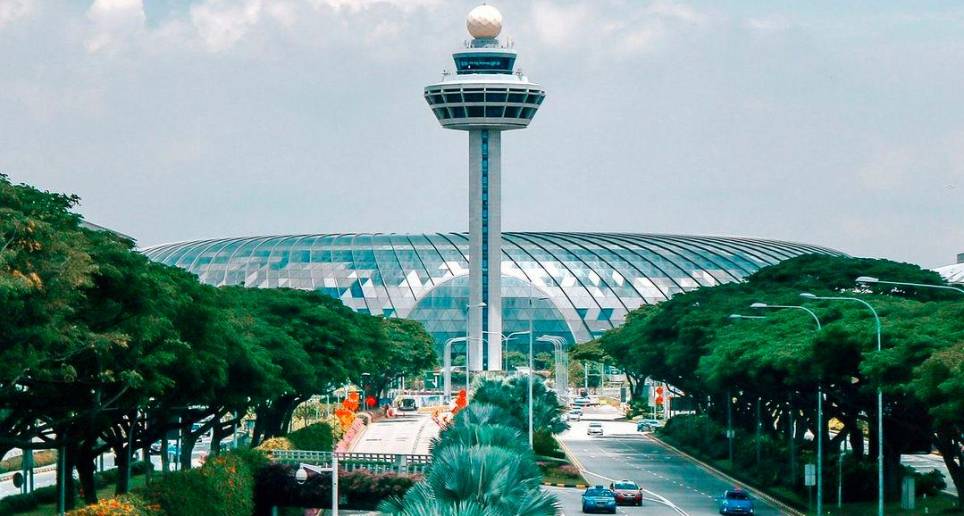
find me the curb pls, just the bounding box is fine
[543,482,588,489]
[649,434,805,516]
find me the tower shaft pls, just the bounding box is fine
[468,129,503,371]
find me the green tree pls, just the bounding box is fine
[598,254,964,504]
[362,318,437,402]
[470,377,566,435]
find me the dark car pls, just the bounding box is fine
[636,419,663,432]
[581,486,617,514]
[719,488,754,515]
[610,480,643,506]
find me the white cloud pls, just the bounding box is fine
[745,15,792,33]
[531,0,707,55]
[190,0,263,52]
[85,0,146,53]
[531,1,593,48]
[0,0,34,28]
[312,0,442,13]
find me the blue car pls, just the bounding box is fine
[719,488,754,515]
[582,486,617,514]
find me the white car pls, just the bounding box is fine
[564,411,582,422]
[587,422,603,436]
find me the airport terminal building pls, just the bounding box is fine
[143,232,841,357]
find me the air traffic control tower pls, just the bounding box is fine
[424,4,545,372]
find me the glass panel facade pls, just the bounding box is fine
[142,232,841,349]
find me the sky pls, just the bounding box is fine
[0,0,962,268]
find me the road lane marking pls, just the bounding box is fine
[578,467,688,516]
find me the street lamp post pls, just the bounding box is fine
[527,296,549,449]
[443,337,468,401]
[294,455,338,516]
[856,276,964,295]
[801,292,883,516]
[537,335,568,400]
[483,330,529,371]
[750,302,823,514]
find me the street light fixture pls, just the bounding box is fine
[800,292,883,516]
[294,460,339,515]
[750,301,824,514]
[728,313,767,320]
[443,337,469,401]
[527,295,549,449]
[856,276,964,295]
[537,335,569,400]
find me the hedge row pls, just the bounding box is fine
[0,461,153,514]
[254,463,419,513]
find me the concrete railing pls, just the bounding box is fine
[268,450,432,475]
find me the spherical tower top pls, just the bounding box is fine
[466,4,502,39]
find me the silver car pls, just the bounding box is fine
[587,422,604,436]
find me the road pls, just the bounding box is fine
[0,442,211,499]
[351,413,440,455]
[555,406,787,515]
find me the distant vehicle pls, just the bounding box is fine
[581,486,617,514]
[149,439,178,454]
[570,407,583,417]
[564,411,582,422]
[610,480,643,506]
[572,397,591,407]
[636,419,664,432]
[587,395,600,406]
[587,422,603,436]
[395,396,418,412]
[718,488,754,515]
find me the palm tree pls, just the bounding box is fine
[430,418,529,456]
[380,442,558,515]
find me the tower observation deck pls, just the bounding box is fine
[424,4,545,372]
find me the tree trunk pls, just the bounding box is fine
[211,420,229,456]
[933,429,962,508]
[142,442,152,485]
[113,445,130,495]
[160,439,170,473]
[74,445,98,505]
[180,426,198,471]
[64,446,77,510]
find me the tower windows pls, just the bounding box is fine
[485,106,504,118]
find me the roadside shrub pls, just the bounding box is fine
[256,437,293,451]
[533,430,565,459]
[200,452,255,515]
[657,414,727,460]
[140,453,254,516]
[95,461,153,488]
[0,450,58,474]
[0,484,67,513]
[254,463,419,511]
[227,447,270,472]
[140,469,214,516]
[910,467,946,497]
[67,494,155,515]
[558,464,580,477]
[287,423,334,451]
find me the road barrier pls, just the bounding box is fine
[269,450,432,475]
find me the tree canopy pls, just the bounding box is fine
[0,175,437,507]
[594,254,964,505]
